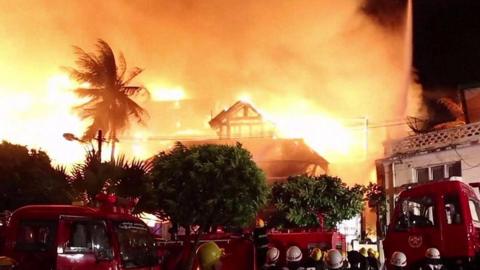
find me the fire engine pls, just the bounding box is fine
[156,229,346,269]
[1,194,160,270]
[384,180,480,269]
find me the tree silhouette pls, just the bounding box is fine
[66,39,149,161]
[70,150,155,213]
[0,141,74,211]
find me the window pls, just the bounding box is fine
[469,200,480,224]
[395,196,435,231]
[416,168,429,183]
[415,161,462,182]
[448,162,462,177]
[444,195,462,225]
[66,220,112,258]
[16,220,56,252]
[432,165,444,181]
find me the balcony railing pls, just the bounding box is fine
[388,122,480,155]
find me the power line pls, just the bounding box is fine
[453,148,480,170]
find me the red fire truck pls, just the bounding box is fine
[156,230,346,269]
[1,195,160,270]
[384,180,480,269]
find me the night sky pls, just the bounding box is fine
[413,0,480,92]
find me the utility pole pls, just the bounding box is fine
[96,130,103,162]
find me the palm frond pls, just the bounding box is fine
[71,46,104,86]
[124,97,149,123]
[122,67,144,86]
[95,39,117,86]
[117,52,127,82]
[122,86,148,97]
[74,88,103,98]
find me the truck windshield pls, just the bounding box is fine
[114,221,157,269]
[395,196,435,231]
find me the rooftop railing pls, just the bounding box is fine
[388,121,480,155]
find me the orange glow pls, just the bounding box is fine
[0,1,411,184]
[150,85,186,101]
[0,73,88,166]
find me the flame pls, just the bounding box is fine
[0,73,88,166]
[0,1,411,185]
[150,85,186,101]
[241,97,368,163]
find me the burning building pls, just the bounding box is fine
[180,101,328,184]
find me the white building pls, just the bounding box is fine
[377,121,480,222]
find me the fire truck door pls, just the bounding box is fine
[56,216,116,270]
[441,194,469,257]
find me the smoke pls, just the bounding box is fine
[362,0,407,29]
[0,0,412,184]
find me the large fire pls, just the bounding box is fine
[0,0,412,183]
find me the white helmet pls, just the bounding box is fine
[324,249,344,269]
[267,247,280,263]
[425,248,441,259]
[390,251,407,267]
[286,246,303,262]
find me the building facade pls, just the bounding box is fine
[377,121,480,223]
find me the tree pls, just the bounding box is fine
[366,182,387,238]
[66,39,149,161]
[151,142,268,270]
[269,175,366,229]
[70,150,155,213]
[0,141,74,211]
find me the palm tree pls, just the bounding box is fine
[66,39,149,161]
[71,150,155,213]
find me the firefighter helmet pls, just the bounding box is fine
[359,247,368,257]
[0,256,16,267]
[310,248,323,261]
[267,247,280,263]
[425,247,441,259]
[324,249,344,269]
[256,218,265,228]
[197,241,222,269]
[286,246,303,262]
[390,251,407,267]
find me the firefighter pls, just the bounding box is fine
[367,248,380,270]
[389,251,407,270]
[359,248,370,270]
[418,248,447,270]
[324,249,345,270]
[197,241,223,270]
[304,248,324,270]
[286,245,305,270]
[254,218,269,268]
[263,247,283,270]
[347,250,363,270]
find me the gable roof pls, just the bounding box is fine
[209,101,262,128]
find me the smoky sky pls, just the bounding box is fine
[413,0,480,92]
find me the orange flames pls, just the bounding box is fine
[0,1,412,183]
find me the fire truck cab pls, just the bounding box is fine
[384,180,480,269]
[1,196,160,270]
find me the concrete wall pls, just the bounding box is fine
[385,143,480,187]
